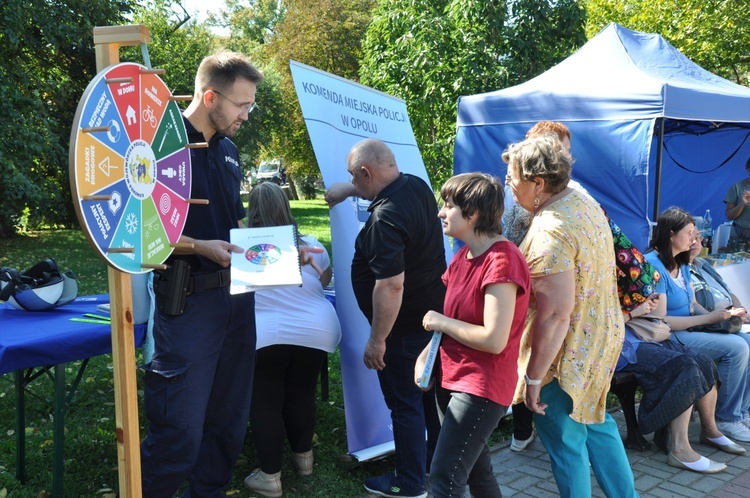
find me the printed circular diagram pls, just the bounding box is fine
[69,62,191,274]
[245,244,282,265]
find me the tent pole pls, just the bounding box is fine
[653,117,665,220]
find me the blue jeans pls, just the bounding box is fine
[429,387,504,498]
[671,330,750,422]
[534,380,638,498]
[377,333,441,492]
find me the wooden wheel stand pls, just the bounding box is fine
[92,24,150,498]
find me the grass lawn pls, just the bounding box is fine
[0,196,514,497]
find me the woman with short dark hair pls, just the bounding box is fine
[417,172,530,498]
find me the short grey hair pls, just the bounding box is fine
[502,135,572,194]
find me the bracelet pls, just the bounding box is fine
[524,374,542,386]
[627,312,633,321]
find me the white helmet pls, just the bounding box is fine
[0,259,78,311]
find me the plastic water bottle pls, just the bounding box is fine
[703,209,713,252]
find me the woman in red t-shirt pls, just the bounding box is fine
[416,172,531,498]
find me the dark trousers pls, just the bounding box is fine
[377,333,441,492]
[430,387,504,498]
[141,287,256,498]
[250,344,327,473]
[511,402,534,440]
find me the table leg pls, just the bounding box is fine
[15,370,26,483]
[53,363,65,498]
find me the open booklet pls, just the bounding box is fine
[229,225,302,294]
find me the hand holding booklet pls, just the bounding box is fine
[229,225,302,294]
[418,331,442,388]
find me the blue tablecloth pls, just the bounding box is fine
[0,294,146,375]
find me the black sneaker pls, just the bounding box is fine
[364,471,427,498]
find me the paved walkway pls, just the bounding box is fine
[489,406,750,497]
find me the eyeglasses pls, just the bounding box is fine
[505,174,521,184]
[213,90,257,115]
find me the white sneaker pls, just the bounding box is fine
[717,421,750,443]
[741,413,750,430]
[510,432,535,452]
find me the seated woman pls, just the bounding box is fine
[617,273,741,474]
[645,207,750,444]
[689,233,748,321]
[243,182,342,498]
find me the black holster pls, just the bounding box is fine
[154,259,191,316]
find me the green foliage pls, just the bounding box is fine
[221,0,286,47]
[262,0,377,179]
[125,1,284,180]
[0,0,134,237]
[124,1,216,95]
[297,177,320,200]
[585,0,750,85]
[0,230,109,295]
[503,0,587,86]
[361,1,464,187]
[360,0,586,187]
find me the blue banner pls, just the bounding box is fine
[290,61,451,460]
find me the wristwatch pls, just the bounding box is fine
[524,374,542,386]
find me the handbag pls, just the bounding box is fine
[688,315,743,334]
[626,313,672,342]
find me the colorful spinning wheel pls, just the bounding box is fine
[69,62,192,273]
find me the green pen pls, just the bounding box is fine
[83,313,112,321]
[70,317,112,324]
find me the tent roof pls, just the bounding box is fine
[457,23,750,126]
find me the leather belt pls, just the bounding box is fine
[188,269,231,294]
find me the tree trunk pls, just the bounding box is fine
[286,176,300,200]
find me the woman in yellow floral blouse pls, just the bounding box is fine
[503,135,637,498]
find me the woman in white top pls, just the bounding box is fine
[243,182,341,498]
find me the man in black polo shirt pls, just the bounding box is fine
[326,138,445,498]
[140,51,262,497]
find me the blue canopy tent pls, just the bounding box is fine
[454,23,750,250]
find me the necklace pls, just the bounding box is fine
[670,266,695,315]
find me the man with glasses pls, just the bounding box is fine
[140,50,263,497]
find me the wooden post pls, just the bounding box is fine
[94,25,149,70]
[93,24,149,498]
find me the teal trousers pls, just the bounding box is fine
[533,379,639,498]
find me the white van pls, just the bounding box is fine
[255,160,285,185]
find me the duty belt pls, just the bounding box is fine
[188,269,231,294]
